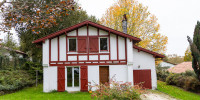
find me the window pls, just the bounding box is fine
[67,67,79,87]
[68,38,76,52]
[100,37,108,51]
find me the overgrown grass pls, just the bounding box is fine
[0,84,91,100]
[157,80,200,100]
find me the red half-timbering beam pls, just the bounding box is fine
[87,24,89,61]
[49,39,51,63]
[116,35,119,60]
[58,37,60,61]
[109,31,111,60]
[66,32,68,62]
[125,37,127,62]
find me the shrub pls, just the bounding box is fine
[91,79,145,100]
[0,70,35,94]
[166,72,200,93]
[156,66,169,82]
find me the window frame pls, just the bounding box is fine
[99,37,109,53]
[66,66,80,88]
[68,38,77,52]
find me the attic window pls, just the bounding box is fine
[100,37,108,51]
[68,38,76,52]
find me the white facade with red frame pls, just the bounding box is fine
[34,21,164,92]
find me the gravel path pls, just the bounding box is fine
[140,92,177,100]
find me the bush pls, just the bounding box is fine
[166,72,200,93]
[0,70,35,95]
[91,79,145,100]
[156,66,169,82]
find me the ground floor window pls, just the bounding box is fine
[67,67,79,87]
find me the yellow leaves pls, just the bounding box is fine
[101,0,168,54]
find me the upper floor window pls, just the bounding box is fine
[68,38,76,52]
[100,37,108,51]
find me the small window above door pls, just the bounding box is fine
[68,38,77,52]
[100,37,108,52]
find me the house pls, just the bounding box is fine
[0,44,27,59]
[159,61,176,68]
[33,15,165,92]
[168,62,193,73]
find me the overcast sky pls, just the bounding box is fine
[1,0,200,56]
[78,0,200,56]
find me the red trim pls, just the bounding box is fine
[66,35,68,61]
[87,24,89,61]
[125,38,127,62]
[49,39,51,63]
[109,32,111,60]
[133,45,165,58]
[116,36,119,60]
[58,37,60,61]
[32,20,141,44]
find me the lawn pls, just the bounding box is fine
[0,84,91,100]
[157,80,200,100]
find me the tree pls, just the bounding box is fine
[184,47,192,61]
[16,2,98,62]
[187,21,200,80]
[0,0,77,33]
[164,54,184,65]
[100,0,168,54]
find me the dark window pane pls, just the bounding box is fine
[100,38,108,50]
[69,39,76,51]
[74,67,79,86]
[67,67,72,87]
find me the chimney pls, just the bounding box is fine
[122,14,127,34]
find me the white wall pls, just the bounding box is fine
[43,39,49,66]
[51,37,58,61]
[132,48,157,89]
[88,65,99,91]
[78,26,87,36]
[118,36,125,60]
[110,34,117,60]
[159,62,175,68]
[59,35,66,61]
[43,66,57,92]
[89,26,98,36]
[109,65,127,82]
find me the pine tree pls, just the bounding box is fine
[187,21,200,80]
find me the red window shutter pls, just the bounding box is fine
[81,66,88,91]
[78,37,87,53]
[89,37,99,53]
[57,66,65,92]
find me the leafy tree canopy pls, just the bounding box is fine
[100,0,168,54]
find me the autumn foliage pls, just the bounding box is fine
[101,0,168,54]
[0,0,77,34]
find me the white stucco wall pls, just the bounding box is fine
[132,48,157,89]
[78,26,87,36]
[109,65,127,82]
[118,36,125,60]
[43,66,57,92]
[59,35,66,61]
[89,26,98,36]
[43,39,49,66]
[110,34,117,60]
[51,37,58,61]
[88,65,99,91]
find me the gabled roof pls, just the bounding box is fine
[32,20,141,44]
[133,45,165,58]
[0,45,27,55]
[168,62,193,73]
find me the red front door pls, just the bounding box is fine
[57,66,65,92]
[81,66,88,91]
[133,70,152,89]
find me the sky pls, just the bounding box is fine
[1,0,200,56]
[78,0,200,56]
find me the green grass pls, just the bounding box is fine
[0,84,91,100]
[157,80,200,100]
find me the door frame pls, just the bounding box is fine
[65,66,80,91]
[99,66,110,84]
